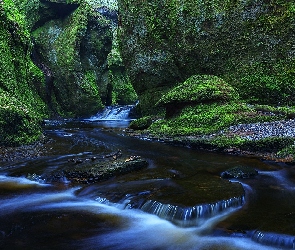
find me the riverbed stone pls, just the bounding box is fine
[221,166,258,179]
[48,153,149,184]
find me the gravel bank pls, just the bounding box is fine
[222,119,295,140]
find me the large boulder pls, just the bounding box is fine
[156,75,238,117]
[118,0,295,114]
[42,152,149,183]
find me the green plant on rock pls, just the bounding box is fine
[208,135,247,149]
[156,75,238,107]
[0,89,43,146]
[277,144,295,160]
[129,116,153,130]
[149,100,280,137]
[0,0,48,145]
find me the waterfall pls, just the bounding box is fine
[139,196,245,227]
[86,105,135,121]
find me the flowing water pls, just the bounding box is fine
[0,106,295,250]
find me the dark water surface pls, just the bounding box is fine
[0,118,295,250]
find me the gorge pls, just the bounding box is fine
[1,0,295,249]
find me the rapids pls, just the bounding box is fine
[0,106,295,249]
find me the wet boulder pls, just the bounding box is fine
[48,152,149,184]
[221,166,258,179]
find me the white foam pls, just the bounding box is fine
[0,174,49,187]
[0,187,79,215]
[27,197,281,250]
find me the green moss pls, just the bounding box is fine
[106,28,137,105]
[109,70,137,105]
[129,116,153,130]
[205,135,294,152]
[2,0,30,39]
[0,89,42,146]
[208,135,247,149]
[226,60,295,105]
[9,0,41,31]
[149,102,275,137]
[156,75,238,107]
[118,0,295,113]
[82,71,99,96]
[32,2,112,117]
[277,144,295,159]
[54,4,88,70]
[0,0,47,145]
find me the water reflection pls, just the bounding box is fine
[0,117,295,249]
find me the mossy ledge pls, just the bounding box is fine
[128,75,295,162]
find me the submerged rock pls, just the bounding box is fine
[221,166,258,179]
[48,152,148,184]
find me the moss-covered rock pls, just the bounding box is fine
[118,0,295,114]
[157,75,237,106]
[105,29,137,105]
[47,153,149,183]
[0,0,47,145]
[148,101,276,137]
[221,166,258,179]
[129,116,153,130]
[156,75,238,117]
[32,2,111,117]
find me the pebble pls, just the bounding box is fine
[221,119,295,141]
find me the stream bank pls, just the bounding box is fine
[125,117,295,164]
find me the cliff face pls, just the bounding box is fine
[32,1,112,116]
[26,0,136,115]
[0,0,47,145]
[0,0,136,145]
[118,0,295,114]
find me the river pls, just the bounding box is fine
[0,106,294,250]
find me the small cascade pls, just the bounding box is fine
[250,230,295,249]
[139,196,245,227]
[87,105,135,121]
